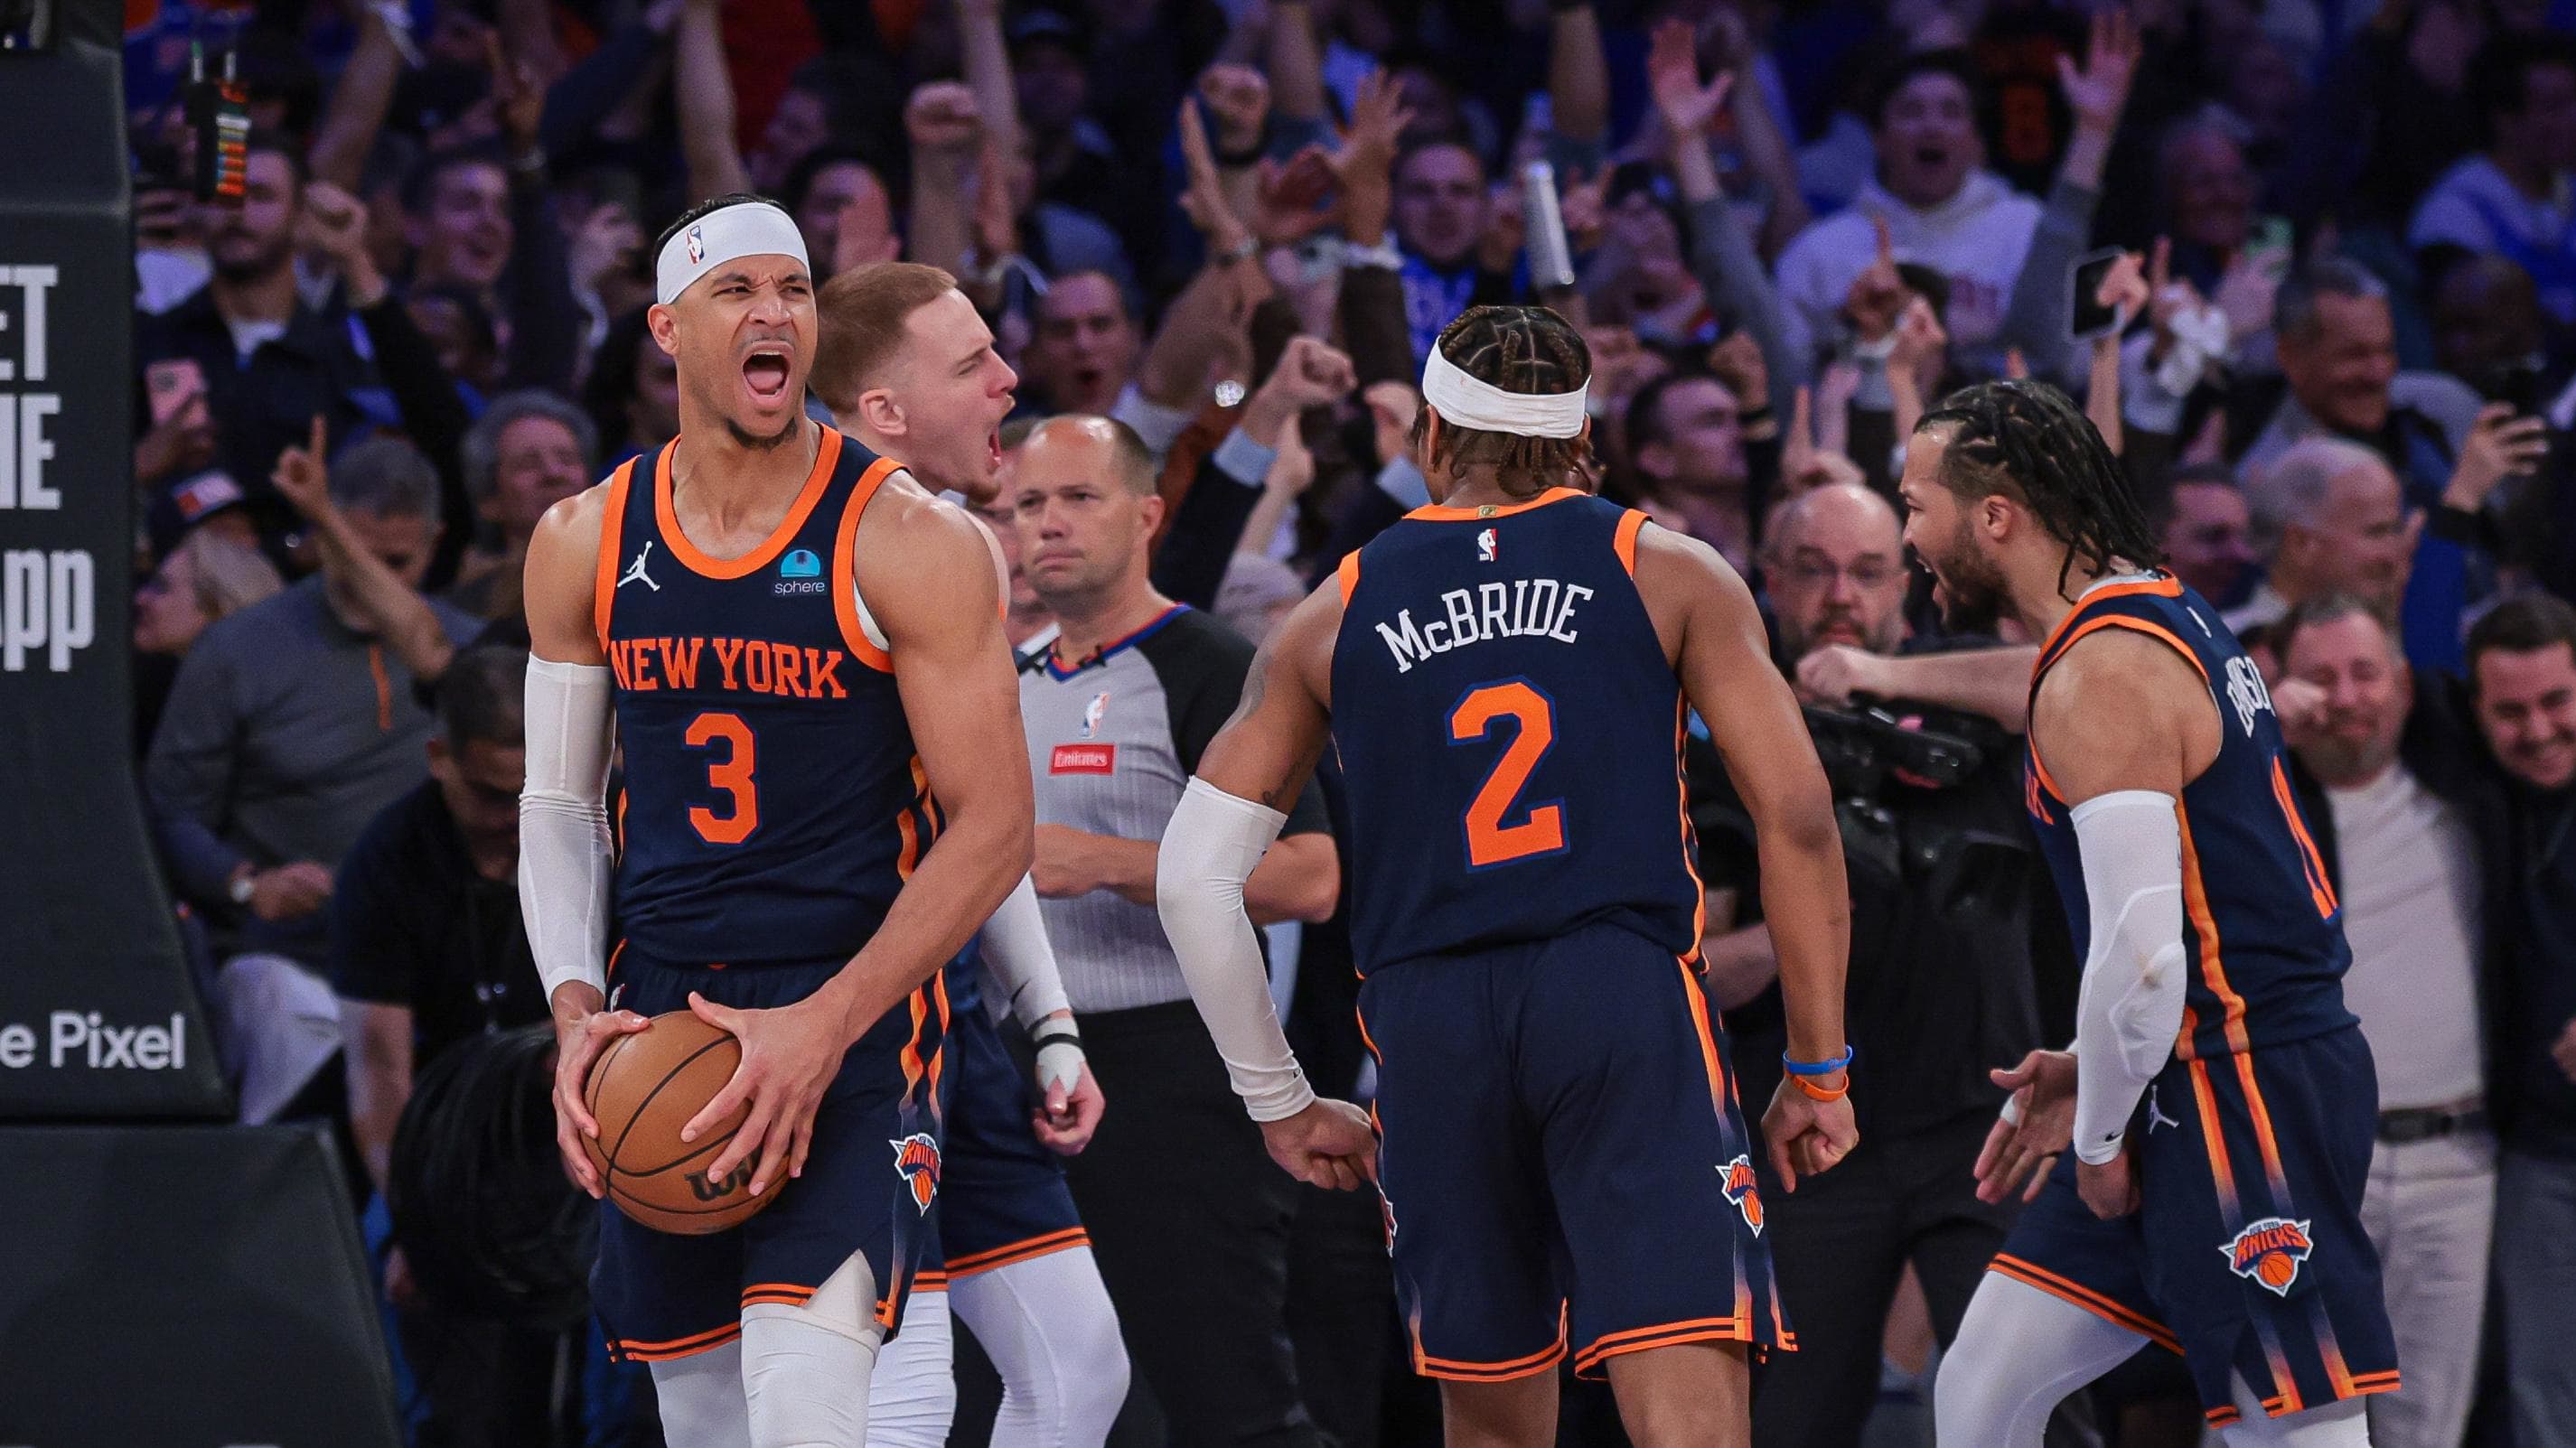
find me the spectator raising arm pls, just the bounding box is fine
[1332,70,1417,388]
[307,3,405,193]
[1548,1,1611,156]
[1996,8,2140,384]
[1266,0,1332,150]
[491,35,583,398]
[954,0,1026,174]
[1652,17,1794,417]
[273,419,458,685]
[906,83,986,285]
[1151,335,1356,609]
[672,0,753,204]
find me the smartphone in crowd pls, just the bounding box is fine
[2068,246,2128,341]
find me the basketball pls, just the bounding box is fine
[2258,1252,2297,1290]
[579,1011,774,1235]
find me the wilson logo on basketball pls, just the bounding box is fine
[2222,1217,2314,1296]
[1050,743,1116,775]
[1719,1154,1764,1236]
[686,1160,753,1202]
[892,1133,941,1213]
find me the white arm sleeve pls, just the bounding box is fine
[2068,789,2190,1164]
[979,874,1073,1027]
[519,657,617,1004]
[1157,777,1315,1121]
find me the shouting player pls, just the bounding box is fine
[518,196,1030,1448]
[1156,304,1857,1448]
[810,260,1129,1445]
[1906,381,2396,1445]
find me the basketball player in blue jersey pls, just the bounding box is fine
[1899,381,2396,1446]
[1156,304,1858,1448]
[812,260,1129,1447]
[515,195,1032,1448]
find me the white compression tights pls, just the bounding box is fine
[865,1288,958,1447]
[951,1247,1130,1448]
[649,1253,885,1448]
[1934,1275,2373,1446]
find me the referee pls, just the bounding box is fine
[1007,415,1340,1446]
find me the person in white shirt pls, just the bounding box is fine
[2275,598,2499,1448]
[1773,51,2042,383]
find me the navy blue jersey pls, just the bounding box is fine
[1329,488,1702,973]
[597,430,939,968]
[2024,575,2356,1060]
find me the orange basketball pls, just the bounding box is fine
[2256,1251,2296,1289]
[580,1011,774,1235]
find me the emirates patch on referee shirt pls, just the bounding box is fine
[1051,743,1116,775]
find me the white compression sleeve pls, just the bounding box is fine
[1934,1273,2150,1445]
[1156,777,1315,1121]
[519,657,616,1003]
[2069,789,2190,1165]
[979,875,1075,1029]
[741,1251,882,1447]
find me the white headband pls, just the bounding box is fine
[1421,347,1589,439]
[654,201,811,307]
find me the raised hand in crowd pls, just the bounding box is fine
[1888,295,1947,438]
[569,203,644,304]
[1363,380,1420,468]
[1329,67,1412,246]
[1179,96,1258,260]
[1240,335,1358,446]
[2442,403,2552,511]
[1647,15,1737,143]
[1708,332,1774,441]
[2057,6,2143,155]
[1778,380,1867,503]
[1252,144,1339,247]
[2087,247,2149,453]
[1844,216,1908,345]
[301,181,389,308]
[136,381,216,484]
[484,32,546,160]
[272,417,458,683]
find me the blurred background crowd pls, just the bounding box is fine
[116,0,2576,1444]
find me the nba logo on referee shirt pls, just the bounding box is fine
[686,223,705,265]
[2223,1217,2313,1296]
[1476,528,1498,564]
[1080,691,1110,738]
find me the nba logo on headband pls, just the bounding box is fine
[685,224,705,266]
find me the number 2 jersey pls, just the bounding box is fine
[1330,488,1703,975]
[2024,574,2356,1060]
[595,429,941,968]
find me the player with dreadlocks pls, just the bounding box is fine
[1906,381,2395,1446]
[1154,303,1855,1446]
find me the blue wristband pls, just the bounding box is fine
[1782,1046,1854,1076]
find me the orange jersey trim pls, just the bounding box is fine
[1988,1255,2183,1354]
[948,1227,1092,1278]
[1613,508,1648,576]
[1571,1315,1762,1377]
[2175,799,2253,1057]
[655,427,844,579]
[1336,550,1362,603]
[2271,758,2340,917]
[1410,1305,1568,1381]
[609,1322,744,1362]
[1405,486,1584,522]
[2033,575,2185,666]
[829,455,903,672]
[1673,699,1708,964]
[593,457,635,652]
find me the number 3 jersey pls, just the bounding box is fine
[595,429,940,968]
[1330,488,1703,975]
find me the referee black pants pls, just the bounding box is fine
[1064,999,1325,1448]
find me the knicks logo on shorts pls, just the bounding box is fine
[1719,1154,1764,1236]
[892,1133,941,1213]
[2223,1217,2314,1296]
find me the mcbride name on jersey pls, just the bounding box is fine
[1332,488,1703,975]
[1371,573,1594,672]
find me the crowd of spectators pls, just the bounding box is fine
[122,0,2576,1444]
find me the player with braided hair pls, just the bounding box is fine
[1906,381,2395,1446]
[1154,302,1856,1445]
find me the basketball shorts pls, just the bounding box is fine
[592,951,950,1364]
[1356,921,1791,1382]
[935,999,1090,1278]
[1991,1024,2400,1427]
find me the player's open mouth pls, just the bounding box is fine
[743,349,792,401]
